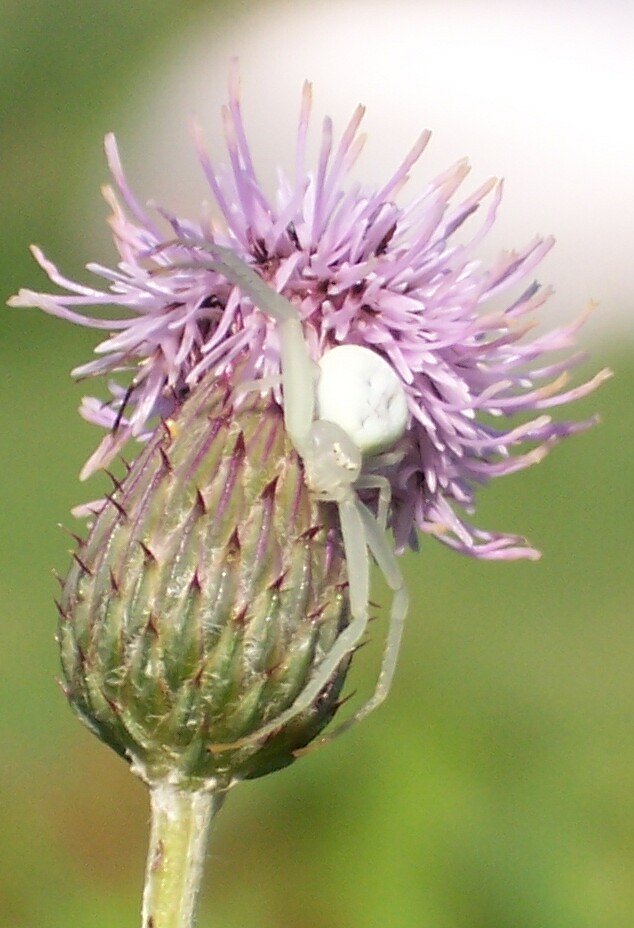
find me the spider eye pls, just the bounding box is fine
[316,345,408,455]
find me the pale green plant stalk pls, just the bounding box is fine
[142,784,227,928]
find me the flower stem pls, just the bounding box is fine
[141,781,227,928]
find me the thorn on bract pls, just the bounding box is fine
[299,525,321,541]
[268,571,287,593]
[105,492,128,520]
[52,568,64,588]
[102,690,122,716]
[260,477,278,500]
[306,604,326,622]
[158,445,173,473]
[233,431,246,459]
[72,552,93,576]
[138,540,158,564]
[194,487,207,515]
[234,605,248,627]
[145,613,159,636]
[227,527,241,555]
[60,524,84,545]
[105,469,124,492]
[335,687,357,710]
[109,568,120,593]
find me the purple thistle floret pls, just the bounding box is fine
[9,70,609,560]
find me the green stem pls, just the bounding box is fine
[141,781,227,928]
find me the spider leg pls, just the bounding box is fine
[355,473,392,531]
[230,374,281,408]
[369,449,406,469]
[301,499,409,751]
[204,244,298,323]
[208,495,371,754]
[354,500,408,715]
[204,244,317,451]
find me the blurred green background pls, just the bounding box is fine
[1,2,632,927]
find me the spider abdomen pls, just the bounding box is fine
[316,345,408,455]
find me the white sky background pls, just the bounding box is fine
[106,0,633,345]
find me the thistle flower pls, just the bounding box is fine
[9,72,609,561]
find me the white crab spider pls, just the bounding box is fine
[203,244,410,751]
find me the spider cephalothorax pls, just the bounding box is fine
[302,420,363,502]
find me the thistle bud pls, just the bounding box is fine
[58,375,350,788]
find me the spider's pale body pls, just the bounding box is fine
[203,244,410,752]
[317,344,409,455]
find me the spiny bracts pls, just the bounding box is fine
[58,375,351,787]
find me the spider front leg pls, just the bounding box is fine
[204,243,317,451]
